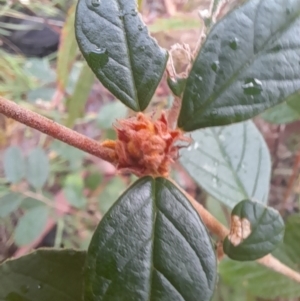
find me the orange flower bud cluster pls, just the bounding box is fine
[102,113,188,177]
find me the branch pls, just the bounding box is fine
[169,178,300,284]
[0,97,116,163]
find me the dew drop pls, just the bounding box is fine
[138,25,143,31]
[196,74,203,81]
[140,46,145,51]
[219,134,226,141]
[211,60,220,72]
[242,78,263,96]
[89,48,109,68]
[229,37,239,50]
[193,142,200,150]
[130,8,138,16]
[91,0,100,7]
[37,284,43,289]
[119,10,126,18]
[212,176,218,187]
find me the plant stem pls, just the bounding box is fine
[169,178,300,284]
[0,97,115,163]
[167,96,182,129]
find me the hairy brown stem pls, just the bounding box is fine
[169,178,300,284]
[0,97,115,163]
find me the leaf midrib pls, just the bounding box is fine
[184,2,300,126]
[148,178,157,301]
[115,0,140,110]
[211,128,248,198]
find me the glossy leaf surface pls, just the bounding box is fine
[75,0,168,111]
[0,249,85,301]
[178,0,300,131]
[180,121,271,208]
[223,200,284,261]
[219,214,300,298]
[85,177,217,301]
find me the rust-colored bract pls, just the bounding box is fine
[102,112,188,177]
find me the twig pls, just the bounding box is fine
[0,97,115,163]
[167,96,182,129]
[169,178,300,284]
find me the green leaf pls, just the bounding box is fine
[206,196,228,227]
[63,174,86,208]
[167,77,187,97]
[66,62,95,127]
[0,249,85,301]
[14,206,49,246]
[0,193,23,218]
[220,214,300,299]
[51,141,85,171]
[26,148,49,189]
[75,0,168,111]
[98,176,127,214]
[24,58,55,85]
[57,5,79,90]
[223,200,284,261]
[261,91,300,124]
[180,121,271,208]
[178,0,300,131]
[4,146,25,184]
[85,177,217,301]
[97,101,128,129]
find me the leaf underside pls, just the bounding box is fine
[223,200,285,261]
[84,177,217,301]
[180,121,271,208]
[178,0,300,131]
[75,0,168,111]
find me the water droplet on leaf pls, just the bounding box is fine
[91,0,100,7]
[219,134,226,141]
[138,25,143,31]
[196,74,203,81]
[211,61,220,72]
[131,9,138,16]
[89,48,109,68]
[119,10,126,18]
[229,37,239,50]
[242,78,263,95]
[212,176,218,187]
